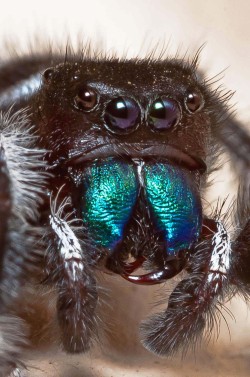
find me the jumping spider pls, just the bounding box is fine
[0,47,249,376]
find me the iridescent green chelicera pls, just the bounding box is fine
[82,158,138,248]
[144,163,202,255]
[82,158,202,255]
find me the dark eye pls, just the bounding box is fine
[184,90,203,113]
[104,97,140,134]
[43,68,54,83]
[74,86,98,112]
[147,97,181,131]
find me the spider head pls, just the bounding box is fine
[34,58,216,174]
[32,58,213,262]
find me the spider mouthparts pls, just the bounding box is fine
[121,263,181,285]
[69,143,207,173]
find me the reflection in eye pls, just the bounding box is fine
[74,86,98,112]
[185,91,203,113]
[104,96,140,134]
[147,97,181,131]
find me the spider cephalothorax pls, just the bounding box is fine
[0,49,249,376]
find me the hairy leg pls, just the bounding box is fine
[46,194,98,353]
[140,219,232,356]
[217,118,250,174]
[0,111,47,375]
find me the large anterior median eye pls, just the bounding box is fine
[147,97,181,131]
[104,97,141,134]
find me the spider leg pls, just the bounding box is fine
[230,219,250,294]
[217,118,250,173]
[0,141,11,272]
[0,316,28,377]
[0,110,47,375]
[140,220,231,356]
[227,174,250,291]
[46,195,98,353]
[219,114,250,293]
[0,55,60,112]
[8,368,26,377]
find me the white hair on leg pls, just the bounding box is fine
[0,109,48,376]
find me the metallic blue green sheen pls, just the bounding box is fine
[82,159,202,255]
[82,159,138,248]
[144,164,202,254]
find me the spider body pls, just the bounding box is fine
[0,50,250,376]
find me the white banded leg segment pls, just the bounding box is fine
[8,368,26,377]
[48,200,98,353]
[49,213,84,283]
[207,220,232,292]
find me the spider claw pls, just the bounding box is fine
[122,263,181,285]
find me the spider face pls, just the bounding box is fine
[0,50,250,375]
[34,60,207,273]
[35,60,209,165]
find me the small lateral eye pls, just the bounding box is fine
[184,90,203,113]
[74,86,98,112]
[43,68,54,83]
[104,97,140,134]
[147,97,181,131]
